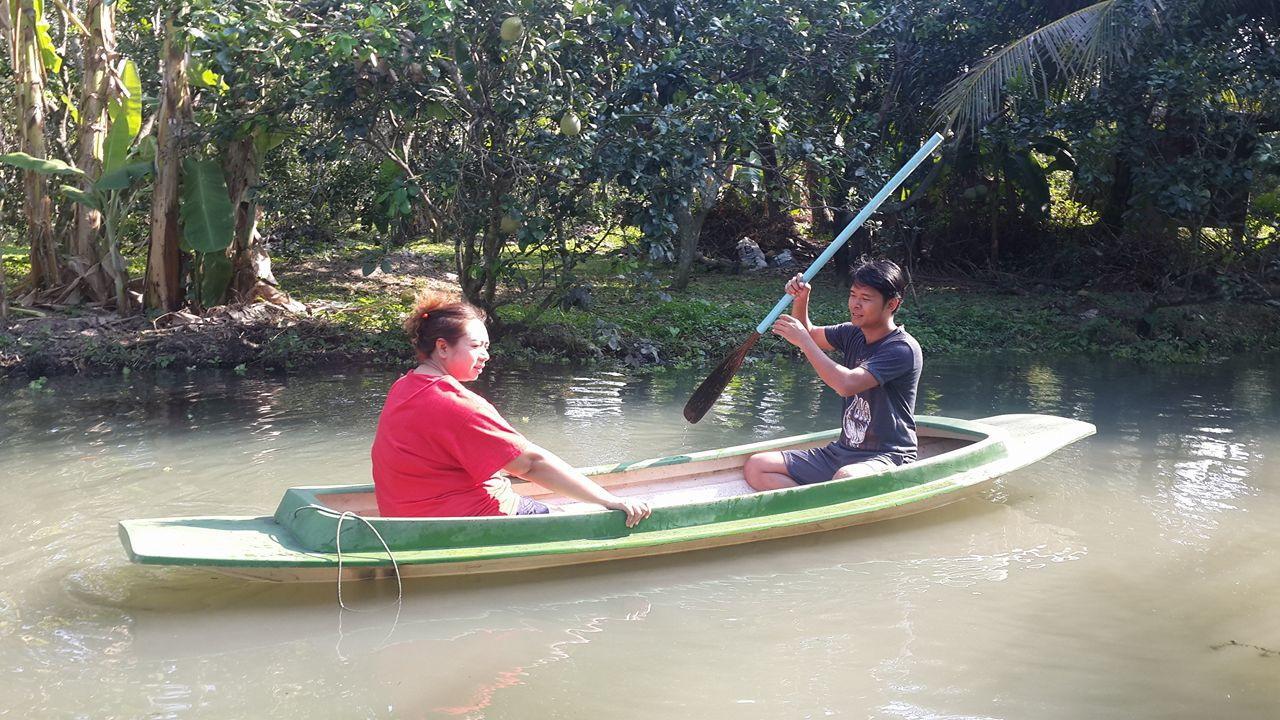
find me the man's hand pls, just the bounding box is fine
[784,273,811,301]
[606,496,651,528]
[771,313,811,348]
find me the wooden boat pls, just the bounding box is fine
[118,414,1093,582]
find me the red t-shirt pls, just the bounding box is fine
[371,372,528,518]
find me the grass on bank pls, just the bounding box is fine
[283,239,1280,368]
[4,233,1279,376]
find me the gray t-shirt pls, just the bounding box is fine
[823,324,923,460]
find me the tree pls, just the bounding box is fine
[144,11,191,312]
[6,0,59,292]
[68,0,121,303]
[933,0,1279,278]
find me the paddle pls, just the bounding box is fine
[682,132,946,424]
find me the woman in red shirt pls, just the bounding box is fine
[371,291,650,527]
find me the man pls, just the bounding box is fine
[743,259,923,490]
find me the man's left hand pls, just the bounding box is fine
[771,314,810,348]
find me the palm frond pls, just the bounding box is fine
[936,0,1165,136]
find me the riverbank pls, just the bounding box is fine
[3,239,1279,380]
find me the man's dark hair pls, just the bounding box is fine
[850,259,906,304]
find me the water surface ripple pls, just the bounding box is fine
[0,356,1277,718]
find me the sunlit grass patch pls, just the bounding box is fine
[2,242,30,280]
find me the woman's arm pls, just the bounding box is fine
[504,444,651,527]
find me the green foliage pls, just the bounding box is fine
[94,162,152,192]
[102,59,143,174]
[0,153,85,178]
[197,252,235,307]
[178,158,235,254]
[1,0,1278,322]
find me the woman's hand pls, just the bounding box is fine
[606,496,651,528]
[784,273,811,301]
[509,444,651,526]
[771,313,811,348]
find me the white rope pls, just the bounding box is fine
[293,504,403,611]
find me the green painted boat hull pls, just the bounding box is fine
[118,414,1094,581]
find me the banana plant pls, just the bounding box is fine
[0,58,150,312]
[177,157,235,308]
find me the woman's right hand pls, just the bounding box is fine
[606,496,651,528]
[785,273,811,300]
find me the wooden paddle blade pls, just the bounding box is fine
[683,332,761,423]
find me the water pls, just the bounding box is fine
[0,356,1277,718]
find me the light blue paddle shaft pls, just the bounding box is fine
[755,132,945,334]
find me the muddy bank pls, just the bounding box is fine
[0,304,401,380]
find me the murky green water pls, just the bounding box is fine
[1,355,1277,718]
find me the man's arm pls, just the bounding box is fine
[771,315,880,397]
[785,274,834,351]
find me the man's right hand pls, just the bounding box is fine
[785,273,811,300]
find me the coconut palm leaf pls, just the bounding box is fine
[936,0,1165,135]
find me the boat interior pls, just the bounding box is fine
[315,429,978,518]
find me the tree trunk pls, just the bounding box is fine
[672,158,726,291]
[1,2,8,320]
[759,120,782,221]
[222,135,286,303]
[1102,152,1132,233]
[805,161,832,240]
[13,0,60,292]
[70,0,116,303]
[989,173,1001,268]
[672,200,697,291]
[144,14,189,312]
[828,199,859,286]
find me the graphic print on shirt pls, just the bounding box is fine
[841,394,872,447]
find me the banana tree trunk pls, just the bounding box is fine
[221,136,282,303]
[144,14,189,312]
[70,0,115,303]
[1,4,7,319]
[13,0,60,292]
[1,230,7,319]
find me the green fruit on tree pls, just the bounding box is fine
[559,111,582,137]
[500,16,524,43]
[499,214,521,234]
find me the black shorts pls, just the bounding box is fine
[781,442,902,485]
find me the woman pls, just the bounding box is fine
[371,291,650,527]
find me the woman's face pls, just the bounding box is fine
[433,318,490,381]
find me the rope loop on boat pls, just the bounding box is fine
[292,504,403,611]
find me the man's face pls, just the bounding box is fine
[848,282,898,328]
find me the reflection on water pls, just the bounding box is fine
[1,356,1278,718]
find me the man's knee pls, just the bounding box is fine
[743,452,782,490]
[743,453,766,488]
[831,460,889,481]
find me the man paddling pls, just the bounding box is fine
[743,259,923,489]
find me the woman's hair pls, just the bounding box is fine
[850,259,906,304]
[404,290,487,359]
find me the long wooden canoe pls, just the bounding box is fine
[118,414,1094,582]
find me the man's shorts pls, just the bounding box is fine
[781,442,903,485]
